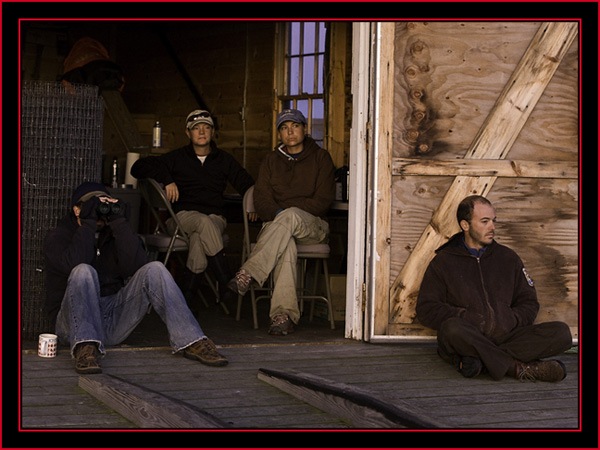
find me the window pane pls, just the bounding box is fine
[318,22,326,53]
[288,57,299,96]
[317,54,324,94]
[296,99,309,122]
[289,22,300,55]
[311,98,324,142]
[303,22,315,53]
[302,56,314,94]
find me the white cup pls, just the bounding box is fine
[38,333,58,358]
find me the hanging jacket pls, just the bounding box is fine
[131,143,254,216]
[254,136,335,222]
[43,211,148,328]
[416,232,539,339]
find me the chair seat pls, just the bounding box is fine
[297,243,330,257]
[236,185,335,330]
[249,242,330,257]
[143,233,188,251]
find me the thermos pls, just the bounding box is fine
[111,157,118,188]
[152,121,162,148]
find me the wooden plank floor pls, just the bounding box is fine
[20,298,580,431]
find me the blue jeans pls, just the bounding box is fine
[55,261,205,357]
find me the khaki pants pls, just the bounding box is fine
[167,211,227,274]
[242,207,329,323]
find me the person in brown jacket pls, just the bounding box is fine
[228,109,335,335]
[416,195,572,382]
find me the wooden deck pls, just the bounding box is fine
[20,301,580,432]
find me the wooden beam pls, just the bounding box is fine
[257,368,448,428]
[101,90,148,153]
[389,22,579,324]
[79,374,229,429]
[325,22,350,169]
[372,22,397,336]
[392,158,578,179]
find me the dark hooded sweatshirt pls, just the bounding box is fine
[254,136,335,222]
[43,212,148,329]
[416,232,539,340]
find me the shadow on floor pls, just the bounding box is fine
[122,287,346,348]
[22,285,346,352]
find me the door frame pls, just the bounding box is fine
[346,21,579,343]
[344,22,372,340]
[347,22,408,342]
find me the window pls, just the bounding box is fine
[277,22,327,146]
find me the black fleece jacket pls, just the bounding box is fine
[416,232,539,339]
[43,211,148,329]
[131,143,254,216]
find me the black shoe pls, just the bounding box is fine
[456,356,483,378]
[218,284,237,304]
[180,268,200,302]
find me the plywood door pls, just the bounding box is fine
[369,21,579,341]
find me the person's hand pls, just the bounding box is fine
[78,196,101,220]
[248,212,259,222]
[165,182,179,203]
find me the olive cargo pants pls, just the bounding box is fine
[168,211,227,274]
[241,207,329,323]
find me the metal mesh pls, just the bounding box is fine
[21,81,104,338]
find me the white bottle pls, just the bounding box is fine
[152,121,162,148]
[111,157,118,188]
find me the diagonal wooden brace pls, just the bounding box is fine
[390,21,579,324]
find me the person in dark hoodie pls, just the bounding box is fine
[43,182,228,374]
[416,195,572,382]
[227,109,335,335]
[131,110,254,302]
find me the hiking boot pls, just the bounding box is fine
[227,269,252,296]
[183,338,228,367]
[516,360,566,382]
[268,313,295,336]
[456,356,483,378]
[74,342,102,374]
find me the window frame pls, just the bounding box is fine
[274,21,327,147]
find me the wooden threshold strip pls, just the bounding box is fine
[257,368,448,429]
[79,374,229,429]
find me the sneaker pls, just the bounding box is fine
[74,342,102,374]
[183,338,228,367]
[516,359,567,382]
[268,313,295,336]
[456,356,483,378]
[227,269,252,296]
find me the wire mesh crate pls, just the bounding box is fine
[21,81,104,339]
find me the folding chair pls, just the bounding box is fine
[138,178,229,314]
[235,186,335,329]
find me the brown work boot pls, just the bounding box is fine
[183,338,228,367]
[227,269,252,296]
[74,342,102,374]
[268,313,295,336]
[515,360,567,382]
